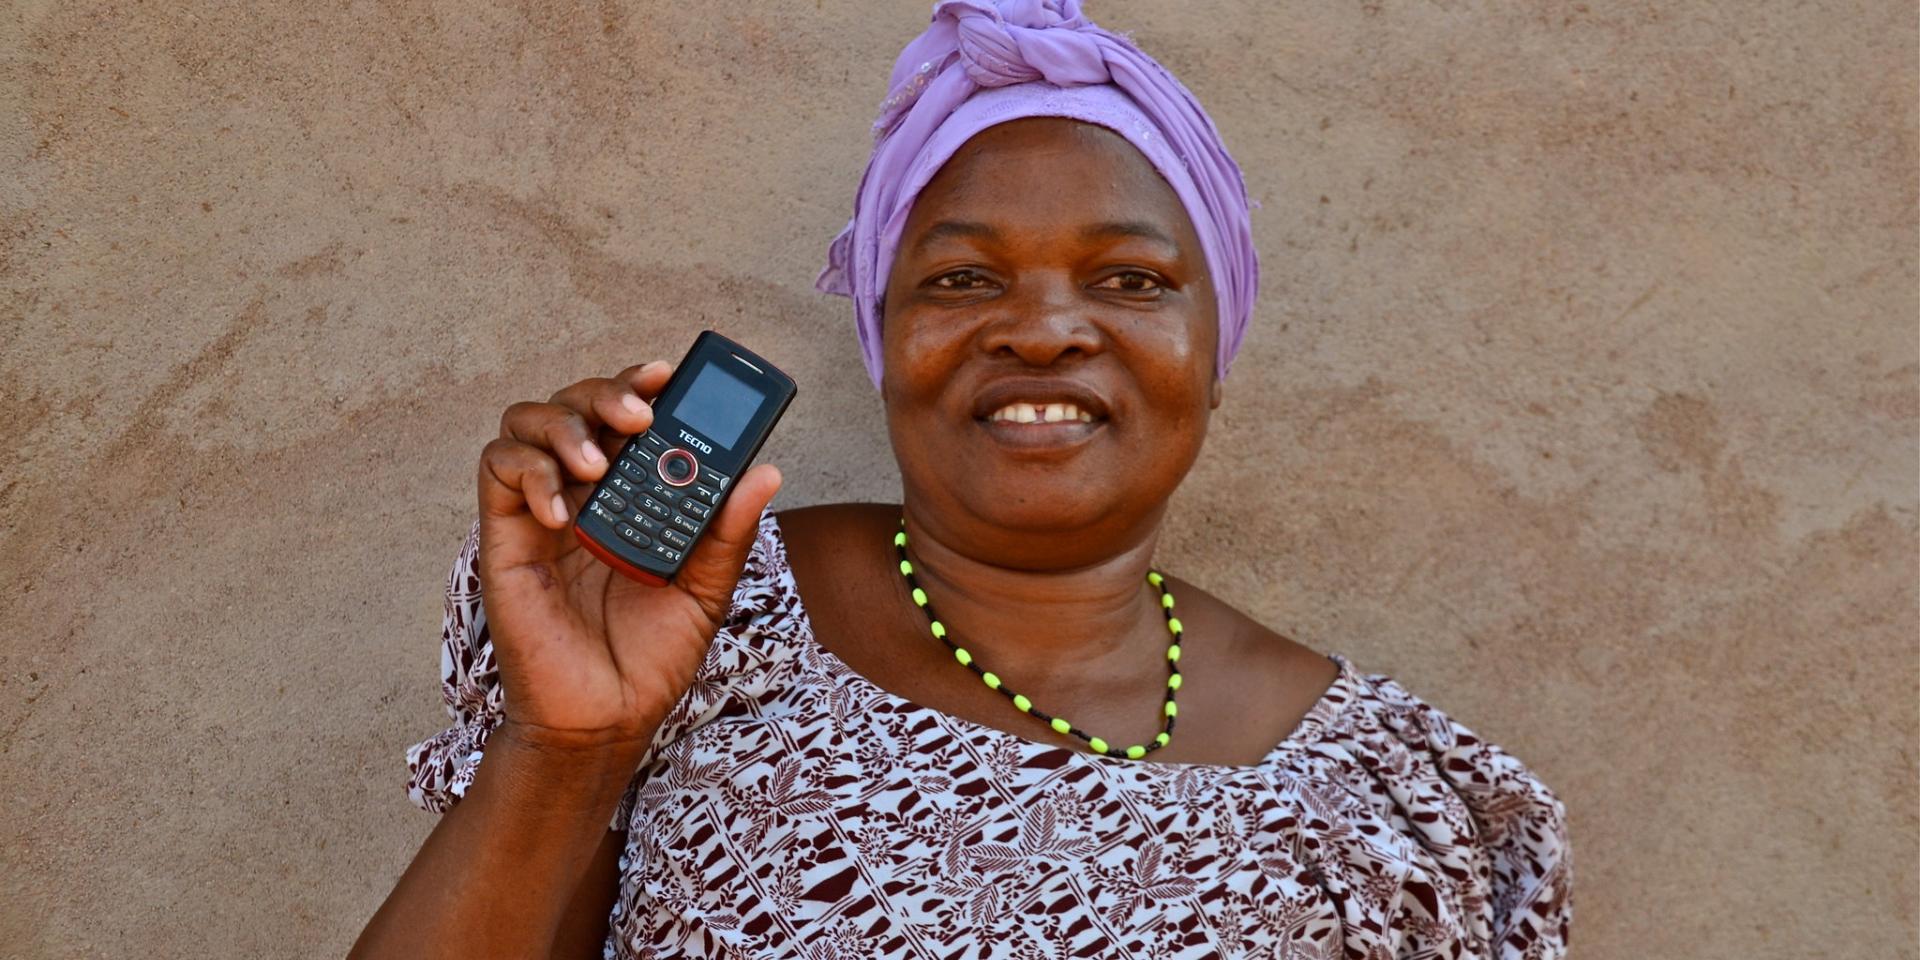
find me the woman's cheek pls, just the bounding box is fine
[882,351,955,427]
[892,319,976,391]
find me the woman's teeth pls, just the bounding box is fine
[987,402,1096,423]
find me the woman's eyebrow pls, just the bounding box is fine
[907,219,1179,255]
[911,220,999,254]
[1080,220,1179,252]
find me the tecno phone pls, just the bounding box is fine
[573,330,797,586]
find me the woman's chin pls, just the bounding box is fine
[952,497,1116,540]
[939,470,1135,538]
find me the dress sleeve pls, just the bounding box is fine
[400,520,655,830]
[402,509,785,832]
[1368,673,1575,959]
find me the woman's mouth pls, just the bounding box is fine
[976,401,1106,449]
[986,401,1096,424]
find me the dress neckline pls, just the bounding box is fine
[760,511,1359,778]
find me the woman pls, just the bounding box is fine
[352,3,1571,958]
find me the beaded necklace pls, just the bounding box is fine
[892,517,1183,759]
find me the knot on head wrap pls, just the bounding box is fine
[818,0,1260,390]
[951,1,1107,89]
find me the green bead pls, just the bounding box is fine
[1155,732,1171,747]
[1126,744,1147,760]
[1164,701,1178,717]
[930,620,946,638]
[1167,644,1182,662]
[894,531,907,546]
[899,559,913,575]
[1013,694,1032,713]
[1088,737,1108,754]
[1168,672,1183,690]
[1050,717,1071,735]
[954,647,971,666]
[982,672,1000,690]
[1167,617,1183,634]
[911,587,927,606]
[1147,571,1163,586]
[1161,593,1175,609]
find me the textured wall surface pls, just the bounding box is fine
[2,1,1915,957]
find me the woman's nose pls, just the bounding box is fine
[978,274,1104,367]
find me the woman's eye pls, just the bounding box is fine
[931,270,992,290]
[1096,271,1164,292]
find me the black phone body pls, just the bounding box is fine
[573,330,797,586]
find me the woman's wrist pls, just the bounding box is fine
[489,718,655,798]
[483,718,656,821]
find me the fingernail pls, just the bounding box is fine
[581,440,606,465]
[621,394,646,416]
[551,494,568,521]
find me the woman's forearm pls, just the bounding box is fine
[349,721,648,960]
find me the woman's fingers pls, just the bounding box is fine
[498,400,611,484]
[595,361,675,454]
[624,359,675,401]
[480,359,688,567]
[548,366,661,437]
[509,362,679,482]
[478,437,574,527]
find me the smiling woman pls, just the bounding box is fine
[351,2,1572,959]
[882,118,1220,541]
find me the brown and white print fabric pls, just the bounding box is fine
[407,510,1573,959]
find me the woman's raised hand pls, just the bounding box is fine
[476,360,782,752]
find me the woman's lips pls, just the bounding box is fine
[974,416,1106,449]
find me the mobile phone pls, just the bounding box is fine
[573,330,797,586]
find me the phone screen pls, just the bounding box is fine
[676,362,765,450]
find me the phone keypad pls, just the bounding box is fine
[589,431,732,569]
[616,458,651,484]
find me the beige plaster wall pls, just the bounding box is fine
[3,1,1915,957]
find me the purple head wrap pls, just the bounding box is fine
[816,0,1260,390]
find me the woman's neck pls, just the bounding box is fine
[894,501,1173,681]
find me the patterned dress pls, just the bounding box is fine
[406,509,1573,959]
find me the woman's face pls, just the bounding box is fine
[881,116,1221,543]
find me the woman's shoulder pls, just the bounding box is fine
[1150,569,1345,756]
[1330,659,1568,807]
[1324,660,1573,950]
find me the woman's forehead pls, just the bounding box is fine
[905,117,1197,245]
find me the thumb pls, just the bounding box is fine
[671,463,783,623]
